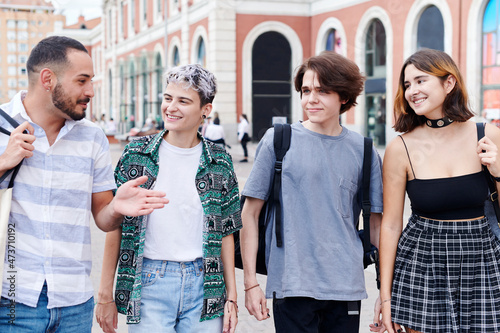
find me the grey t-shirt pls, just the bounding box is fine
[242,122,383,301]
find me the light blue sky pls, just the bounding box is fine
[49,0,103,25]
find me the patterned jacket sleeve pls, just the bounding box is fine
[221,159,242,237]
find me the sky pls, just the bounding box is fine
[49,0,103,25]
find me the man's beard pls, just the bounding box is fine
[52,83,90,121]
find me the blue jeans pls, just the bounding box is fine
[0,283,94,332]
[128,257,223,333]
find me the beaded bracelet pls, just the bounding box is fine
[244,283,260,292]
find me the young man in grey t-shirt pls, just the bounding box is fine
[240,51,383,333]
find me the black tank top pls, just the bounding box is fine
[400,136,488,220]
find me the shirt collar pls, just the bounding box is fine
[7,90,77,133]
[144,129,217,166]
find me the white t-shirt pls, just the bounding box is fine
[204,123,225,141]
[144,139,204,261]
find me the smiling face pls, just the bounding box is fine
[52,50,95,121]
[161,82,211,137]
[403,64,455,119]
[300,69,345,126]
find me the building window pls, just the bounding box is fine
[18,55,27,64]
[365,19,386,78]
[155,53,163,116]
[8,79,16,88]
[17,31,28,40]
[8,43,16,52]
[196,38,206,67]
[142,57,149,121]
[7,55,16,64]
[172,46,180,66]
[7,31,16,40]
[130,0,135,32]
[7,20,15,28]
[119,2,124,37]
[17,20,28,29]
[8,67,16,75]
[325,29,336,51]
[365,19,387,146]
[108,9,112,46]
[108,70,113,115]
[417,6,444,51]
[19,43,28,52]
[143,0,147,23]
[482,0,500,124]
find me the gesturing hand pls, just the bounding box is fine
[113,176,169,217]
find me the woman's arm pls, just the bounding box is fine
[221,234,238,333]
[95,229,122,333]
[377,138,408,333]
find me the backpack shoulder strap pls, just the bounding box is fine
[478,122,499,202]
[0,108,23,186]
[362,137,373,252]
[272,123,291,247]
[477,122,485,141]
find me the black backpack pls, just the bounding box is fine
[234,124,378,275]
[234,123,291,275]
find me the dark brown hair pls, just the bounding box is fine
[294,51,365,114]
[394,48,474,133]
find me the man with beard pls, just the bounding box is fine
[0,36,169,332]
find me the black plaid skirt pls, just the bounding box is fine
[392,214,500,333]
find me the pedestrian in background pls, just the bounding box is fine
[205,116,227,148]
[374,49,500,333]
[238,114,250,162]
[0,35,167,333]
[241,51,383,333]
[96,64,241,333]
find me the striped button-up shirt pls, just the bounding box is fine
[0,91,116,308]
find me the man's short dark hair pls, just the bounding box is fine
[26,36,88,76]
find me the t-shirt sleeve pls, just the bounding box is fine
[241,129,275,201]
[369,146,383,213]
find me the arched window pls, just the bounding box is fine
[196,38,206,67]
[155,53,163,118]
[108,69,113,115]
[417,5,444,51]
[142,57,149,122]
[325,29,336,51]
[482,0,500,126]
[119,64,126,130]
[172,46,180,66]
[365,19,387,146]
[128,61,136,131]
[366,19,386,78]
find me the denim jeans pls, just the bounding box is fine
[0,283,94,332]
[128,257,223,333]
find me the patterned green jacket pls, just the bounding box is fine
[113,129,242,323]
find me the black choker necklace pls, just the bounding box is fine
[425,117,453,128]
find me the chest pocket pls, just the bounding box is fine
[337,177,357,219]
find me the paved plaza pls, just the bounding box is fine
[90,137,394,333]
